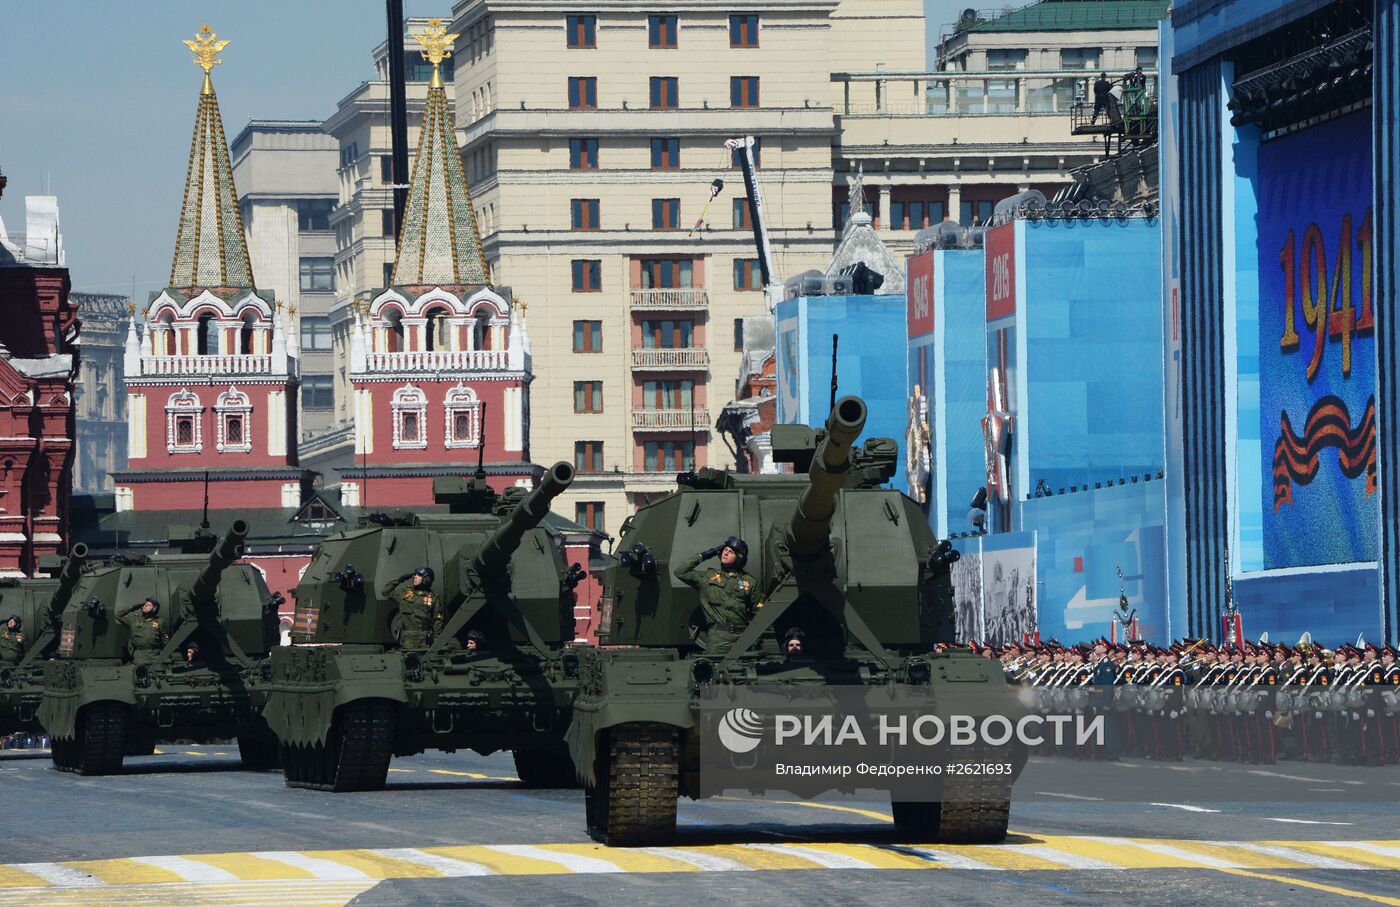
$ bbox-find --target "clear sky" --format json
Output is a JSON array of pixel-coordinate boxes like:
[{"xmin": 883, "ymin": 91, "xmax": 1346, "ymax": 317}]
[{"xmin": 0, "ymin": 0, "xmax": 968, "ymax": 296}]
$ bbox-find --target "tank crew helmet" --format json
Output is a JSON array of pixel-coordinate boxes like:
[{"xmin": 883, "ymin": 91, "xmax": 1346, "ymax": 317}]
[
  {"xmin": 783, "ymin": 626, "xmax": 806, "ymax": 642},
  {"xmin": 185, "ymin": 641, "xmax": 200, "ymax": 657},
  {"xmin": 466, "ymin": 629, "xmax": 484, "ymax": 644},
  {"xmin": 4, "ymin": 615, "xmax": 18, "ymax": 631},
  {"xmin": 142, "ymin": 597, "xmax": 159, "ymax": 615},
  {"xmin": 413, "ymin": 566, "xmax": 435, "ymax": 586},
  {"xmin": 722, "ymin": 536, "xmax": 749, "ymax": 567}
]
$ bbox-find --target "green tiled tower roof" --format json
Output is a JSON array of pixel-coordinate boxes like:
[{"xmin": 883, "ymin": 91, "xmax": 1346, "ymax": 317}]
[
  {"xmin": 391, "ymin": 25, "xmax": 489, "ymax": 288},
  {"xmin": 169, "ymin": 26, "xmax": 254, "ymax": 290}
]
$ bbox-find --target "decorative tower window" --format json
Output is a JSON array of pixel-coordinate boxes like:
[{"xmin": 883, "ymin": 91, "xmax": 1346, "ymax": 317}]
[
  {"xmin": 444, "ymin": 385, "xmax": 483, "ymax": 449},
  {"xmin": 166, "ymin": 389, "xmax": 204, "ymax": 454},
  {"xmin": 391, "ymin": 384, "xmax": 428, "ymax": 449},
  {"xmin": 215, "ymin": 386, "xmax": 252, "ymax": 453}
]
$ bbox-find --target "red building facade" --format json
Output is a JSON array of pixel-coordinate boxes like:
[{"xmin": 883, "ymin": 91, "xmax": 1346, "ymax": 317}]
[{"xmin": 0, "ymin": 190, "xmax": 79, "ymax": 576}]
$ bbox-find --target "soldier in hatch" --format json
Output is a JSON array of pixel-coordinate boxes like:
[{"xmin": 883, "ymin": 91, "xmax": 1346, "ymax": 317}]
[
  {"xmin": 118, "ymin": 598, "xmax": 167, "ymax": 664},
  {"xmin": 382, "ymin": 567, "xmax": 444, "ymax": 649},
  {"xmin": 0, "ymin": 615, "xmax": 24, "ymax": 666},
  {"xmin": 676, "ymin": 537, "xmax": 763, "ymax": 653}
]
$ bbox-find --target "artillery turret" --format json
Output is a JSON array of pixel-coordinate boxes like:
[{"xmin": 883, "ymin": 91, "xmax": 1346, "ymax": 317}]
[
  {"xmin": 39, "ymin": 522, "xmax": 282, "ymax": 775},
  {"xmin": 568, "ymin": 397, "xmax": 1025, "ymax": 845},
  {"xmin": 0, "ymin": 544, "xmax": 87, "ymax": 737},
  {"xmin": 266, "ymin": 462, "xmax": 586, "ymax": 792}
]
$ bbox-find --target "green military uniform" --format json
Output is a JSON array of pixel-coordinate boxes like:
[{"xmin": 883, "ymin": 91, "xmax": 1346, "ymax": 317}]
[
  {"xmin": 382, "ymin": 578, "xmax": 443, "ymax": 649},
  {"xmin": 119, "ymin": 605, "xmax": 167, "ymax": 664},
  {"xmin": 0, "ymin": 629, "xmax": 25, "ymax": 666},
  {"xmin": 676, "ymin": 552, "xmax": 763, "ymax": 653}
]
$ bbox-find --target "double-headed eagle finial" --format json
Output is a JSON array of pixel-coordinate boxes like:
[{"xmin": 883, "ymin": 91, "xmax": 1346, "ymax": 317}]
[
  {"xmin": 413, "ymin": 18, "xmax": 459, "ymax": 89},
  {"xmin": 183, "ymin": 24, "xmax": 230, "ymax": 94}
]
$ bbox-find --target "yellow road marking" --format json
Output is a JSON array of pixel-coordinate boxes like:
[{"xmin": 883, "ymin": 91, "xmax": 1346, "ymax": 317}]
[
  {"xmin": 699, "ymin": 844, "xmax": 831, "ymax": 870},
  {"xmin": 804, "ymin": 842, "xmax": 933, "ymax": 870},
  {"xmin": 429, "ymin": 768, "xmax": 490, "ymax": 778},
  {"xmin": 717, "ymin": 797, "xmax": 893, "ymax": 823},
  {"xmin": 182, "ymin": 852, "xmax": 317, "ymax": 880},
  {"xmin": 1214, "ymin": 867, "xmax": 1400, "ymax": 906},
  {"xmin": 0, "ymin": 866, "xmax": 52, "ymax": 887},
  {"xmin": 1027, "ymin": 835, "xmax": 1148, "ymax": 867},
  {"xmin": 61, "ymin": 859, "xmax": 181, "ymax": 884},
  {"xmin": 306, "ymin": 849, "xmax": 443, "ymax": 878},
  {"xmin": 544, "ymin": 843, "xmax": 698, "ymax": 873},
  {"xmin": 427, "ymin": 846, "xmax": 573, "ymax": 875},
  {"xmin": 1159, "ymin": 839, "xmax": 1316, "ymax": 870},
  {"xmin": 1281, "ymin": 842, "xmax": 1400, "ymax": 870},
  {"xmin": 182, "ymin": 751, "xmax": 205, "ymax": 756},
  {"xmin": 386, "ymin": 768, "xmax": 415, "ymax": 773},
  {"xmin": 936, "ymin": 844, "xmax": 1070, "ymax": 871}
]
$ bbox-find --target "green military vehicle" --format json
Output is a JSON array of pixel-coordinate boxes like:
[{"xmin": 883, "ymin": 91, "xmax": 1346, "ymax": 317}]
[
  {"xmin": 568, "ymin": 396, "xmax": 1027, "ymax": 845},
  {"xmin": 265, "ymin": 462, "xmax": 585, "ymax": 792},
  {"xmin": 40, "ymin": 522, "xmax": 284, "ymax": 774},
  {"xmin": 0, "ymin": 544, "xmax": 87, "ymax": 737}
]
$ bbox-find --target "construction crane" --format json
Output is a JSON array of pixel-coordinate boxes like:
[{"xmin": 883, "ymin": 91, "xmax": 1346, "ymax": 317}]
[{"xmin": 724, "ymin": 136, "xmax": 781, "ymax": 312}]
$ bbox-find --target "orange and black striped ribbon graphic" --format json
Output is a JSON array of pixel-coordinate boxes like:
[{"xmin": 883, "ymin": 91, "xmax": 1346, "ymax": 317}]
[{"xmin": 1272, "ymin": 394, "xmax": 1377, "ymax": 510}]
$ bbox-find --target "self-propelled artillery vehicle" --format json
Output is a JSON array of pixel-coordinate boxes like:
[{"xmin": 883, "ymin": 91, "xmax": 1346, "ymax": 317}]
[
  {"xmin": 265, "ymin": 462, "xmax": 586, "ymax": 792},
  {"xmin": 568, "ymin": 396, "xmax": 1027, "ymax": 845},
  {"xmin": 40, "ymin": 522, "xmax": 285, "ymax": 774},
  {"xmin": 0, "ymin": 544, "xmax": 87, "ymax": 736}
]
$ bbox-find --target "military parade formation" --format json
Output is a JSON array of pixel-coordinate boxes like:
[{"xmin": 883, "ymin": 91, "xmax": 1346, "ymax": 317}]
[{"xmin": 995, "ymin": 637, "xmax": 1400, "ymax": 765}]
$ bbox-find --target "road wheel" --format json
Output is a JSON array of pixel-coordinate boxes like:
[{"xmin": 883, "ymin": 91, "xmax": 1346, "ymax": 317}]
[
  {"xmin": 75, "ymin": 702, "xmax": 126, "ymax": 776},
  {"xmin": 513, "ymin": 744, "xmax": 580, "ymax": 788},
  {"xmin": 586, "ymin": 724, "xmax": 678, "ymax": 846}
]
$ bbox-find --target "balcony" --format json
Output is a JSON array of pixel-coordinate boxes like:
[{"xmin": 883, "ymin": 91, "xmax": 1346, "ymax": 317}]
[
  {"xmin": 630, "ymin": 348, "xmax": 709, "ymax": 372},
  {"xmin": 138, "ymin": 354, "xmax": 273, "ymax": 376},
  {"xmin": 632, "ymin": 408, "xmax": 711, "ymax": 433},
  {"xmin": 629, "ymin": 288, "xmax": 710, "ymax": 312},
  {"xmin": 361, "ymin": 349, "xmax": 511, "ymax": 373}
]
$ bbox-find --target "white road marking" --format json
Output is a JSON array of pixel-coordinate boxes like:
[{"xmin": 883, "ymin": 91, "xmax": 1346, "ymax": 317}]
[
  {"xmin": 1264, "ymin": 818, "xmax": 1353, "ymax": 826},
  {"xmin": 128, "ymin": 855, "xmax": 240, "ymax": 882},
  {"xmin": 1004, "ymin": 845, "xmax": 1119, "ymax": 870},
  {"xmin": 640, "ymin": 848, "xmax": 753, "ymax": 872},
  {"xmin": 251, "ymin": 851, "xmax": 371, "ymax": 881},
  {"xmin": 484, "ymin": 845, "xmax": 624, "ymax": 873},
  {"xmin": 1086, "ymin": 837, "xmax": 1242, "ymax": 868},
  {"xmin": 1326, "ymin": 842, "xmax": 1400, "ymax": 860},
  {"xmin": 897, "ymin": 847, "xmax": 998, "ymax": 870},
  {"xmin": 740, "ymin": 843, "xmax": 879, "ymax": 869},
  {"xmin": 1246, "ymin": 770, "xmax": 1367, "ymax": 786},
  {"xmin": 1219, "ymin": 842, "xmax": 1370, "ymax": 870},
  {"xmin": 1149, "ymin": 803, "xmax": 1220, "ymax": 813},
  {"xmin": 8, "ymin": 863, "xmax": 104, "ymax": 887},
  {"xmin": 377, "ymin": 848, "xmax": 496, "ymax": 876},
  {"xmin": 1034, "ymin": 792, "xmax": 1103, "ymax": 801},
  {"xmin": 0, "ymin": 880, "xmax": 373, "ymax": 907}
]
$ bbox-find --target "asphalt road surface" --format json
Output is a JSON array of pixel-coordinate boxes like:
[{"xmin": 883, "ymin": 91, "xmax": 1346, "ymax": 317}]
[{"xmin": 1, "ymin": 747, "xmax": 1397, "ymax": 906}]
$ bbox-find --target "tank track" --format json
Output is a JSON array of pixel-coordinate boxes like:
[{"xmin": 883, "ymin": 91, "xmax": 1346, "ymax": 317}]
[
  {"xmin": 282, "ymin": 700, "xmax": 394, "ymax": 792},
  {"xmin": 892, "ymin": 764, "xmax": 1011, "ymax": 843},
  {"xmin": 52, "ymin": 702, "xmax": 126, "ymax": 776},
  {"xmin": 586, "ymin": 724, "xmax": 679, "ymax": 846}
]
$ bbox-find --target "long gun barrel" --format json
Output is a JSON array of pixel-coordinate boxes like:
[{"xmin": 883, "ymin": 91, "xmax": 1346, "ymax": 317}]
[
  {"xmin": 48, "ymin": 542, "xmax": 89, "ymax": 619},
  {"xmin": 190, "ymin": 520, "xmax": 250, "ymax": 605},
  {"xmin": 788, "ymin": 396, "xmax": 867, "ymax": 558},
  {"xmin": 472, "ymin": 462, "xmax": 575, "ymax": 578}
]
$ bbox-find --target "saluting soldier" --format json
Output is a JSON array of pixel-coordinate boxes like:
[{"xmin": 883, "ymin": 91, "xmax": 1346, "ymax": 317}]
[
  {"xmin": 676, "ymin": 537, "xmax": 763, "ymax": 654},
  {"xmin": 382, "ymin": 567, "xmax": 443, "ymax": 649},
  {"xmin": 0, "ymin": 615, "xmax": 25, "ymax": 666},
  {"xmin": 119, "ymin": 598, "xmax": 167, "ymax": 664}
]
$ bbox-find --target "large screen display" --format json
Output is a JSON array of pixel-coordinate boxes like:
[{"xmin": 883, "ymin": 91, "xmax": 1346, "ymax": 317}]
[{"xmin": 1257, "ymin": 112, "xmax": 1376, "ymax": 568}]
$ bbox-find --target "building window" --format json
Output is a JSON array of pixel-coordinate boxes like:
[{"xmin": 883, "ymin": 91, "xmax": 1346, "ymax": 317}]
[
  {"xmin": 891, "ymin": 200, "xmax": 944, "ymax": 231},
  {"xmin": 215, "ymin": 386, "xmax": 252, "ymax": 453},
  {"xmin": 575, "ymin": 501, "xmax": 605, "ymax": 533},
  {"xmin": 339, "ymin": 142, "xmax": 359, "ymax": 170},
  {"xmin": 383, "ymin": 262, "xmax": 395, "ymax": 287},
  {"xmin": 640, "ymin": 318, "xmax": 693, "ymax": 349},
  {"xmin": 573, "ymin": 320, "xmax": 602, "ymax": 352},
  {"xmin": 575, "ymin": 440, "xmax": 604, "ymax": 472},
  {"xmin": 566, "ymin": 14, "xmax": 597, "ymax": 48},
  {"xmin": 380, "ymin": 156, "xmax": 393, "ymax": 184},
  {"xmin": 643, "ymin": 439, "xmax": 694, "ymax": 472},
  {"xmin": 166, "ymin": 390, "xmax": 203, "ymax": 454},
  {"xmin": 649, "ymin": 14, "xmax": 677, "ymax": 48},
  {"xmin": 730, "ymin": 76, "xmax": 759, "ymax": 108},
  {"xmin": 571, "ymin": 198, "xmax": 600, "ymax": 231},
  {"xmin": 650, "ymin": 138, "xmax": 680, "ymax": 170},
  {"xmin": 733, "ymin": 317, "xmax": 745, "ymax": 351},
  {"xmin": 1059, "ymin": 47, "xmax": 1100, "ymax": 70},
  {"xmin": 574, "ymin": 380, "xmax": 603, "ymax": 413},
  {"xmin": 1136, "ymin": 46, "xmax": 1158, "ymax": 69},
  {"xmin": 960, "ymin": 199, "xmax": 996, "ymax": 227},
  {"xmin": 569, "ymin": 138, "xmax": 599, "ymax": 170},
  {"xmin": 730, "ymin": 136, "xmax": 761, "ymax": 168},
  {"xmin": 638, "ymin": 258, "xmax": 693, "ymax": 289},
  {"xmin": 444, "ymin": 384, "xmax": 483, "ymax": 449},
  {"xmin": 302, "ymin": 375, "xmax": 334, "ymax": 410},
  {"xmin": 730, "ymin": 14, "xmax": 759, "ymax": 47},
  {"xmin": 642, "ymin": 379, "xmax": 693, "ymax": 409},
  {"xmin": 300, "ymin": 315, "xmax": 333, "ymax": 351},
  {"xmin": 733, "ymin": 258, "xmax": 762, "ymax": 291},
  {"xmin": 571, "ymin": 259, "xmax": 602, "ymax": 292},
  {"xmin": 408, "ymin": 55, "xmax": 453, "ymax": 82},
  {"xmin": 391, "ymin": 384, "xmax": 428, "ymax": 449},
  {"xmin": 568, "ymin": 76, "xmax": 597, "ymax": 109},
  {"xmin": 299, "ymin": 257, "xmax": 335, "ymax": 292},
  {"xmin": 382, "ymin": 209, "xmax": 395, "ymax": 237},
  {"xmin": 297, "ymin": 199, "xmax": 335, "ymax": 231},
  {"xmin": 733, "ymin": 197, "xmax": 752, "ymax": 229},
  {"xmin": 652, "ymin": 198, "xmax": 680, "ymax": 230},
  {"xmin": 649, "ymin": 77, "xmax": 678, "ymax": 109}
]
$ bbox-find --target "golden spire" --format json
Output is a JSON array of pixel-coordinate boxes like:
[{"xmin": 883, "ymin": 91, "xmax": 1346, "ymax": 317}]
[
  {"xmin": 183, "ymin": 24, "xmax": 230, "ymax": 95},
  {"xmin": 412, "ymin": 18, "xmax": 458, "ymax": 89}
]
